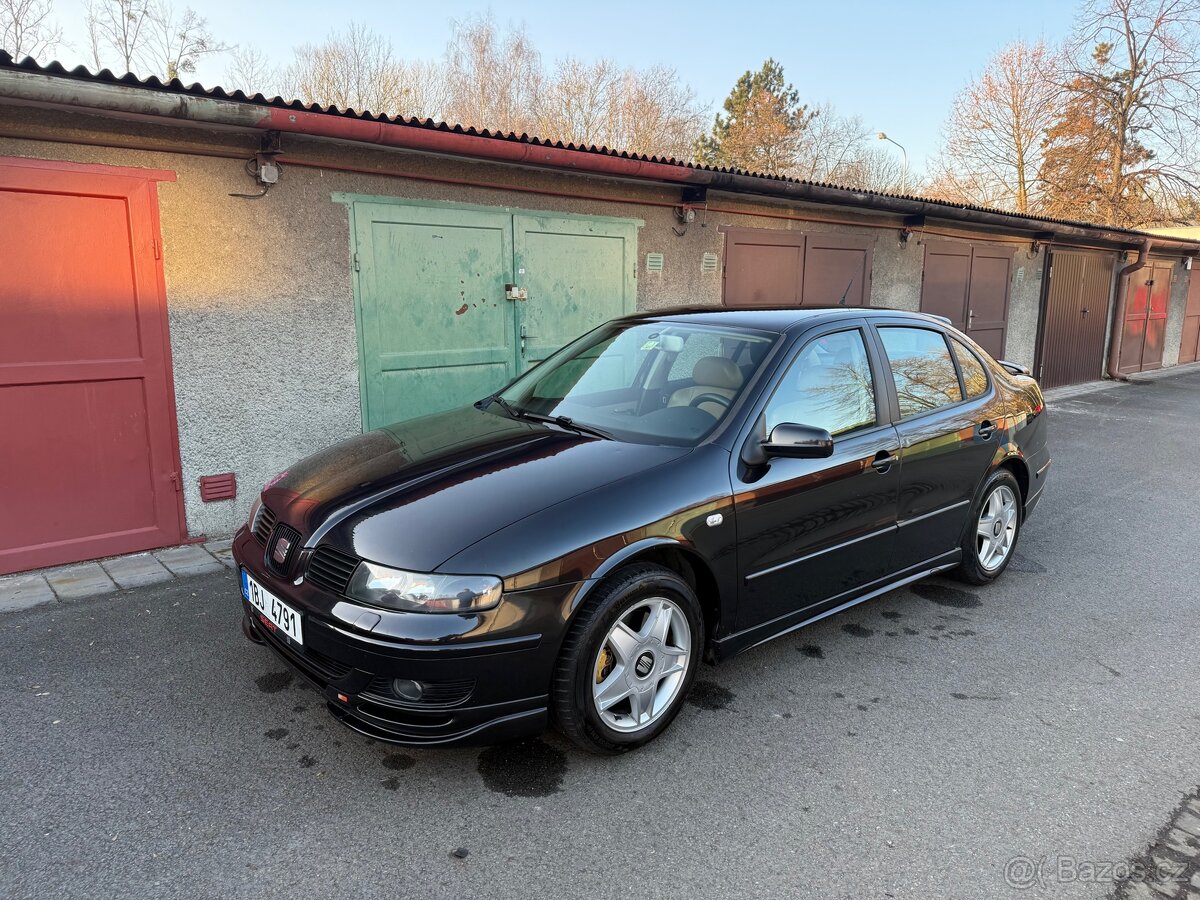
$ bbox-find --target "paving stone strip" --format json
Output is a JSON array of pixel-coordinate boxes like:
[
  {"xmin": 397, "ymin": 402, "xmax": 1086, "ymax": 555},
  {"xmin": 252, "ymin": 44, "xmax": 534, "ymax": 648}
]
[
  {"xmin": 0, "ymin": 539, "xmax": 234, "ymax": 612},
  {"xmin": 1112, "ymin": 787, "xmax": 1200, "ymax": 900}
]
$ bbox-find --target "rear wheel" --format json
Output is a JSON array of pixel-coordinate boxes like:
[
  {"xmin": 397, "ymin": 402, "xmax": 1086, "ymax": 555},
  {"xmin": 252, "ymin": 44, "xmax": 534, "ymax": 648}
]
[
  {"xmin": 952, "ymin": 468, "xmax": 1022, "ymax": 585},
  {"xmin": 552, "ymin": 563, "xmax": 702, "ymax": 754}
]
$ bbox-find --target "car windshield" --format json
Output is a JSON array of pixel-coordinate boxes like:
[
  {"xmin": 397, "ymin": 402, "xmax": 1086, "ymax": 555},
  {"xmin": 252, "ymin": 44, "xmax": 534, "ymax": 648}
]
[{"xmin": 491, "ymin": 321, "xmax": 778, "ymax": 446}]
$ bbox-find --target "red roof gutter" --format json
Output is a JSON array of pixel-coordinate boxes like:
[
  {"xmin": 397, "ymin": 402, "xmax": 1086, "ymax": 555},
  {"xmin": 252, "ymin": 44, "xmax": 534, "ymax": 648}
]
[
  {"xmin": 257, "ymin": 107, "xmax": 695, "ymax": 183},
  {"xmin": 4, "ymin": 65, "xmax": 1200, "ymax": 252}
]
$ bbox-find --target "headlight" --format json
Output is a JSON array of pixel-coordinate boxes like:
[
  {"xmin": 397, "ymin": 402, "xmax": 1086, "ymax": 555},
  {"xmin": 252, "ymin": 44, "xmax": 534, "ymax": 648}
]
[{"xmin": 346, "ymin": 561, "xmax": 502, "ymax": 613}]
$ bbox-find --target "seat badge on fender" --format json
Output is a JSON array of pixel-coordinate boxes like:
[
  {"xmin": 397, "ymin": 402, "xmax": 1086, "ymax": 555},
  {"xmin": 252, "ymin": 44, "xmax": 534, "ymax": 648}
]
[{"xmin": 706, "ymin": 514, "xmax": 723, "ymax": 527}]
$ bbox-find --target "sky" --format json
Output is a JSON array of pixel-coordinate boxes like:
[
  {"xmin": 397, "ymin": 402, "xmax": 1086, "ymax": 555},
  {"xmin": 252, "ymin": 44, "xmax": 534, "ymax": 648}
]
[{"xmin": 46, "ymin": 0, "xmax": 1082, "ymax": 176}]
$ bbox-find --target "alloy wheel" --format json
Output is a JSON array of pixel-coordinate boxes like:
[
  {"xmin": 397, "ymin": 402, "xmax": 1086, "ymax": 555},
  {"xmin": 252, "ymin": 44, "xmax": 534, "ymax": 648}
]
[
  {"xmin": 976, "ymin": 484, "xmax": 1018, "ymax": 571},
  {"xmin": 591, "ymin": 597, "xmax": 692, "ymax": 733}
]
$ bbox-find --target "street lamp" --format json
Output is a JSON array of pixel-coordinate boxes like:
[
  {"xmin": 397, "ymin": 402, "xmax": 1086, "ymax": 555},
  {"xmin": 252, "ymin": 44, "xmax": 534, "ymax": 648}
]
[{"xmin": 876, "ymin": 132, "xmax": 908, "ymax": 187}]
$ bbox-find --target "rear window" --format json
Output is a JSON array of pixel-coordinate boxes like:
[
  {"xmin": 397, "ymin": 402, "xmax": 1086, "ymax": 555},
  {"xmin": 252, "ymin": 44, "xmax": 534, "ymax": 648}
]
[{"xmin": 878, "ymin": 327, "xmax": 964, "ymax": 418}]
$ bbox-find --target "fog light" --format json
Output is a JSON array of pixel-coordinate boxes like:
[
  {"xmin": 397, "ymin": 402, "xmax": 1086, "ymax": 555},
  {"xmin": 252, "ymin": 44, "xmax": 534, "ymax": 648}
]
[{"xmin": 392, "ymin": 678, "xmax": 424, "ymax": 701}]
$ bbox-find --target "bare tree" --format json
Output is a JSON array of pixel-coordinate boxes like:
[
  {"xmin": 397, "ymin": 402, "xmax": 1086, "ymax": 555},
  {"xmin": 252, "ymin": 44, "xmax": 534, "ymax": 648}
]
[
  {"xmin": 929, "ymin": 40, "xmax": 1061, "ymax": 214},
  {"xmin": 283, "ymin": 23, "xmax": 444, "ymax": 117},
  {"xmin": 1040, "ymin": 0, "xmax": 1200, "ymax": 226},
  {"xmin": 224, "ymin": 46, "xmax": 277, "ymax": 96},
  {"xmin": 145, "ymin": 2, "xmax": 227, "ymax": 81},
  {"xmin": 442, "ymin": 14, "xmax": 541, "ymax": 133},
  {"xmin": 534, "ymin": 57, "xmax": 705, "ymax": 159},
  {"xmin": 789, "ymin": 105, "xmax": 904, "ymax": 191},
  {"xmin": 1, "ymin": 0, "xmax": 62, "ymax": 60},
  {"xmin": 84, "ymin": 0, "xmax": 152, "ymax": 74}
]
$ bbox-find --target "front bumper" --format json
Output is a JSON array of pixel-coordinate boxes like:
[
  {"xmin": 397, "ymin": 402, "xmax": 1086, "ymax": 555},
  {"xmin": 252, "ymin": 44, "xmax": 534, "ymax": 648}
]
[{"xmin": 233, "ymin": 527, "xmax": 577, "ymax": 747}]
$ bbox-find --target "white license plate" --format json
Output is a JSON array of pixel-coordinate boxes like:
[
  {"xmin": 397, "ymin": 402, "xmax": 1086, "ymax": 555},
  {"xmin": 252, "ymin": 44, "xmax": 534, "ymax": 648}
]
[{"xmin": 242, "ymin": 569, "xmax": 304, "ymax": 645}]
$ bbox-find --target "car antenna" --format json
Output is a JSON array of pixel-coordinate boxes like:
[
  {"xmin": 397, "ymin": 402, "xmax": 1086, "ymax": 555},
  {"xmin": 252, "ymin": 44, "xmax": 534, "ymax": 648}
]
[{"xmin": 838, "ymin": 278, "xmax": 854, "ymax": 306}]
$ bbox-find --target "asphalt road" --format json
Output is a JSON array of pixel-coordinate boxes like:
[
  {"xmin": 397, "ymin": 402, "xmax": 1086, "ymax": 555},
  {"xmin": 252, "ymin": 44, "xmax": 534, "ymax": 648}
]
[{"xmin": 3, "ymin": 370, "xmax": 1199, "ymax": 900}]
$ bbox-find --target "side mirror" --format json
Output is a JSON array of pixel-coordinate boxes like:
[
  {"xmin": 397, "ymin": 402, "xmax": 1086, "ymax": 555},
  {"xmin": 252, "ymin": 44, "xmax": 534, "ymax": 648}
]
[{"xmin": 763, "ymin": 422, "xmax": 834, "ymax": 459}]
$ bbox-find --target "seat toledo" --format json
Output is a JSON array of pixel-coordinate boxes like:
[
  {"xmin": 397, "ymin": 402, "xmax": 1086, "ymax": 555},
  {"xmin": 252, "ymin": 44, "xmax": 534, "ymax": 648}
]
[{"xmin": 234, "ymin": 307, "xmax": 1049, "ymax": 754}]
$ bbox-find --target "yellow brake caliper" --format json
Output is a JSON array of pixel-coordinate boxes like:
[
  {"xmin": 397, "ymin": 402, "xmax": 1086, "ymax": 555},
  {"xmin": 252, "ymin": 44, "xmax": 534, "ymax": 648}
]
[{"xmin": 596, "ymin": 645, "xmax": 613, "ymax": 683}]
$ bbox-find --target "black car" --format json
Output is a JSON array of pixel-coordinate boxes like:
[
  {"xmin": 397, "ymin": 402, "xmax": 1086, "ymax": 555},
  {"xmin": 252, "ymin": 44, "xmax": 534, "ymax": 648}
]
[{"xmin": 233, "ymin": 307, "xmax": 1049, "ymax": 754}]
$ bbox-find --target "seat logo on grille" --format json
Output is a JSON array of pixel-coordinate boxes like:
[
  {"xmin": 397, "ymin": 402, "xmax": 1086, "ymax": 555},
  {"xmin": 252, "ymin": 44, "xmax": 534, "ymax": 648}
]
[{"xmin": 272, "ymin": 536, "xmax": 293, "ymax": 566}]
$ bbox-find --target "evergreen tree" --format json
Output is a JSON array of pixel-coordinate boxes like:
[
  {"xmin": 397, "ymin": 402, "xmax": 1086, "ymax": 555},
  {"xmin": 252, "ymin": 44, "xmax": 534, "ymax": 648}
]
[{"xmin": 695, "ymin": 59, "xmax": 816, "ymax": 175}]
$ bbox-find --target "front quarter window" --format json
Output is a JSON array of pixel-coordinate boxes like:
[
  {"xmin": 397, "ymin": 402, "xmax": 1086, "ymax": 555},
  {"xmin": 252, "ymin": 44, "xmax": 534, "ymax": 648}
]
[
  {"xmin": 764, "ymin": 329, "xmax": 877, "ymax": 436},
  {"xmin": 494, "ymin": 321, "xmax": 776, "ymax": 446}
]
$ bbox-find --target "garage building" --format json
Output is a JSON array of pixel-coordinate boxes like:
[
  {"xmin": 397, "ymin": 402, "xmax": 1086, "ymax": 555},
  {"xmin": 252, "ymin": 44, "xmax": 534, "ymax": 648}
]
[{"xmin": 1, "ymin": 51, "xmax": 1198, "ymax": 575}]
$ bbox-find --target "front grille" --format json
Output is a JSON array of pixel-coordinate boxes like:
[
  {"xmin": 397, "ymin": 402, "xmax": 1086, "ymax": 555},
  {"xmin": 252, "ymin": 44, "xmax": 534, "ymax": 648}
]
[
  {"xmin": 365, "ymin": 676, "xmax": 476, "ymax": 708},
  {"xmin": 254, "ymin": 615, "xmax": 352, "ymax": 684},
  {"xmin": 266, "ymin": 523, "xmax": 302, "ymax": 576},
  {"xmin": 306, "ymin": 546, "xmax": 360, "ymax": 596},
  {"xmin": 252, "ymin": 504, "xmax": 277, "ymax": 544}
]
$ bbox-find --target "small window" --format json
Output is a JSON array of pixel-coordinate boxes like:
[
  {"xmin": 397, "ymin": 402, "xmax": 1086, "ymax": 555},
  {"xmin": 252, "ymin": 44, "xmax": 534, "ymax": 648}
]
[
  {"xmin": 952, "ymin": 339, "xmax": 989, "ymax": 399},
  {"xmin": 765, "ymin": 329, "xmax": 876, "ymax": 436},
  {"xmin": 878, "ymin": 327, "xmax": 964, "ymax": 418}
]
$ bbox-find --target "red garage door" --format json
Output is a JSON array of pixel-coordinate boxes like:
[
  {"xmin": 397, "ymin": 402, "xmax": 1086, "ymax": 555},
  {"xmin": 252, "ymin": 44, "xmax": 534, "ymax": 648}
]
[
  {"xmin": 920, "ymin": 241, "xmax": 1014, "ymax": 359},
  {"xmin": 0, "ymin": 158, "xmax": 185, "ymax": 575},
  {"xmin": 722, "ymin": 227, "xmax": 874, "ymax": 308},
  {"xmin": 1181, "ymin": 270, "xmax": 1200, "ymax": 365},
  {"xmin": 1117, "ymin": 262, "xmax": 1172, "ymax": 375}
]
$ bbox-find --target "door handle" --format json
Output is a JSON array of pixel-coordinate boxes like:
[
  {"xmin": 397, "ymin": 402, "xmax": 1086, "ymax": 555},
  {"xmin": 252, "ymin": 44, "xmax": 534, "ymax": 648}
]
[
  {"xmin": 870, "ymin": 450, "xmax": 895, "ymax": 473},
  {"xmin": 977, "ymin": 420, "xmax": 996, "ymax": 439}
]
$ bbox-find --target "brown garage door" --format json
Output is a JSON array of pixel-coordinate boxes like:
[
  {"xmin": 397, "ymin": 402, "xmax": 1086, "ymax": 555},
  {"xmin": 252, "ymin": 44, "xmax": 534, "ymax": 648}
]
[
  {"xmin": 1036, "ymin": 249, "xmax": 1116, "ymax": 388},
  {"xmin": 722, "ymin": 228, "xmax": 873, "ymax": 308},
  {"xmin": 920, "ymin": 241, "xmax": 1014, "ymax": 359},
  {"xmin": 0, "ymin": 157, "xmax": 185, "ymax": 575},
  {"xmin": 1178, "ymin": 270, "xmax": 1200, "ymax": 365},
  {"xmin": 1117, "ymin": 262, "xmax": 1173, "ymax": 375}
]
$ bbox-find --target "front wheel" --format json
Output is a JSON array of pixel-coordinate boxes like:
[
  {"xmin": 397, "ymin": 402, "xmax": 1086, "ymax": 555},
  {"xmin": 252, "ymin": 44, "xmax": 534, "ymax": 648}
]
[
  {"xmin": 952, "ymin": 468, "xmax": 1023, "ymax": 585},
  {"xmin": 551, "ymin": 563, "xmax": 703, "ymax": 754}
]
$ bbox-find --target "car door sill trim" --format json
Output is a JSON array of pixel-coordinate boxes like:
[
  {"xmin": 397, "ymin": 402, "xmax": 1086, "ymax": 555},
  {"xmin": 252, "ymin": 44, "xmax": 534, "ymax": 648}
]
[
  {"xmin": 896, "ymin": 499, "xmax": 971, "ymax": 528},
  {"xmin": 745, "ymin": 524, "xmax": 896, "ymax": 582},
  {"xmin": 717, "ymin": 551, "xmax": 961, "ymax": 658}
]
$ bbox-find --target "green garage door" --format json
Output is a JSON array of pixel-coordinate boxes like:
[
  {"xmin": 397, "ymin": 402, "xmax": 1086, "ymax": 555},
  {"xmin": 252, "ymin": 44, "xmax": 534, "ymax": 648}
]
[{"xmin": 345, "ymin": 198, "xmax": 639, "ymax": 430}]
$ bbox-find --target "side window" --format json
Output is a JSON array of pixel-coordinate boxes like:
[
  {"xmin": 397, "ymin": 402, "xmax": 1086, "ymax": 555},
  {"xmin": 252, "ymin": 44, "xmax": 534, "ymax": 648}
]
[
  {"xmin": 878, "ymin": 327, "xmax": 964, "ymax": 418},
  {"xmin": 764, "ymin": 329, "xmax": 877, "ymax": 436},
  {"xmin": 952, "ymin": 339, "xmax": 989, "ymax": 399}
]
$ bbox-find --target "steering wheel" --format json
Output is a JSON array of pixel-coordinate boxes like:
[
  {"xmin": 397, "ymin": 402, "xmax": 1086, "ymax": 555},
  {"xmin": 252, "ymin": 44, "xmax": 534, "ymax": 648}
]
[{"xmin": 688, "ymin": 392, "xmax": 732, "ymax": 412}]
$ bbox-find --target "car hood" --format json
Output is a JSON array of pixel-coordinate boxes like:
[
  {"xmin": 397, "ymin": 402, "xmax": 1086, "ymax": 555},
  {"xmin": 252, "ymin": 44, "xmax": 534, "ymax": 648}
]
[{"xmin": 261, "ymin": 405, "xmax": 690, "ymax": 573}]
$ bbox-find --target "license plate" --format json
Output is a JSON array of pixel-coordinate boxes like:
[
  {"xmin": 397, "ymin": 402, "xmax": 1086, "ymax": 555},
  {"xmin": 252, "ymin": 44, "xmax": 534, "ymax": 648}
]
[{"xmin": 242, "ymin": 569, "xmax": 304, "ymax": 645}]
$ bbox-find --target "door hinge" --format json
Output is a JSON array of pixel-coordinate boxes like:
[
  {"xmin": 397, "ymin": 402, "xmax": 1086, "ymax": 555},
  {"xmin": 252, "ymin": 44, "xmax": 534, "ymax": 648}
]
[
  {"xmin": 169, "ymin": 472, "xmax": 182, "ymax": 492},
  {"xmin": 353, "ymin": 252, "xmax": 360, "ymax": 272},
  {"xmin": 152, "ymin": 238, "xmax": 162, "ymax": 260}
]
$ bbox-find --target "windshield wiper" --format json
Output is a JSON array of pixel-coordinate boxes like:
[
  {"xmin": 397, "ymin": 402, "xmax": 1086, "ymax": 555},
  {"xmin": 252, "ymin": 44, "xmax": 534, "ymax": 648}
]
[
  {"xmin": 482, "ymin": 394, "xmax": 612, "ymax": 440},
  {"xmin": 482, "ymin": 393, "xmax": 523, "ymax": 421},
  {"xmin": 545, "ymin": 415, "xmax": 613, "ymax": 441}
]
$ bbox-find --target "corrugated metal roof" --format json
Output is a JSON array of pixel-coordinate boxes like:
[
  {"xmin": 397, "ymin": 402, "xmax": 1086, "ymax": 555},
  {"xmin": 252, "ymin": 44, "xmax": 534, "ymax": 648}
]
[{"xmin": 0, "ymin": 49, "xmax": 1194, "ymax": 243}]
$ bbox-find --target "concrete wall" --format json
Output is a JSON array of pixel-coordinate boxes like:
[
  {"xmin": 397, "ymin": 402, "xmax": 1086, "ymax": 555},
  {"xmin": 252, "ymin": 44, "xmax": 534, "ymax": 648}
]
[
  {"xmin": 0, "ymin": 104, "xmax": 1176, "ymax": 541},
  {"xmin": 1161, "ymin": 259, "xmax": 1194, "ymax": 368}
]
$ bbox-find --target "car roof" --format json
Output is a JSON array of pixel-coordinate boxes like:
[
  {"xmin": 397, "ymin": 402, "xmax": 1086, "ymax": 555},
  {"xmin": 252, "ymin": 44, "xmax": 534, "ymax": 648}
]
[{"xmin": 620, "ymin": 305, "xmax": 951, "ymax": 334}]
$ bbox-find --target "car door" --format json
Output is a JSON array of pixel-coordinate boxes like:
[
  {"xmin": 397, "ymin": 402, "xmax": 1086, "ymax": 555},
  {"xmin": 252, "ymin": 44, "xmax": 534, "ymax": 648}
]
[
  {"xmin": 731, "ymin": 323, "xmax": 901, "ymax": 635},
  {"xmin": 871, "ymin": 321, "xmax": 998, "ymax": 568}
]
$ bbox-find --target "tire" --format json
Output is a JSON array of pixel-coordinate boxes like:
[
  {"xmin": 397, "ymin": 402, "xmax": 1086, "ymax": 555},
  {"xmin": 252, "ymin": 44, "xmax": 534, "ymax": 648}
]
[
  {"xmin": 952, "ymin": 468, "xmax": 1023, "ymax": 586},
  {"xmin": 552, "ymin": 563, "xmax": 703, "ymax": 755}
]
